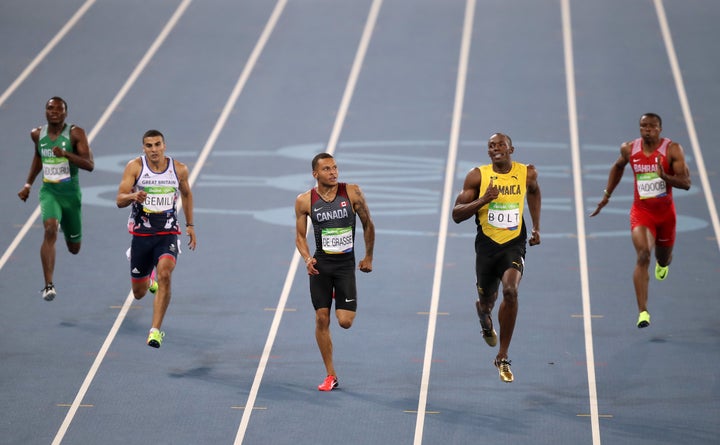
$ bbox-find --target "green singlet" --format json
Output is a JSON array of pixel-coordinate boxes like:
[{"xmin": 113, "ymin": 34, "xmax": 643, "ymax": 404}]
[{"xmin": 37, "ymin": 124, "xmax": 83, "ymax": 243}]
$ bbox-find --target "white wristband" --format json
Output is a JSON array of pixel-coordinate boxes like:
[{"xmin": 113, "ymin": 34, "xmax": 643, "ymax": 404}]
[{"xmin": 23, "ymin": 183, "xmax": 31, "ymax": 189}]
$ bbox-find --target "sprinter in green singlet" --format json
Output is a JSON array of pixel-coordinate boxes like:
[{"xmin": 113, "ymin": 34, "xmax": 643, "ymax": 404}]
[{"xmin": 18, "ymin": 97, "xmax": 94, "ymax": 301}]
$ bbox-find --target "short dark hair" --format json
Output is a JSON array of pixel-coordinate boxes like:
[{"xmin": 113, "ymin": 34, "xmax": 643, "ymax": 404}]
[
  {"xmin": 47, "ymin": 96, "xmax": 68, "ymax": 112},
  {"xmin": 640, "ymin": 113, "xmax": 662, "ymax": 127},
  {"xmin": 489, "ymin": 132, "xmax": 512, "ymax": 146},
  {"xmin": 312, "ymin": 152, "xmax": 334, "ymax": 171},
  {"xmin": 142, "ymin": 129, "xmax": 165, "ymax": 142}
]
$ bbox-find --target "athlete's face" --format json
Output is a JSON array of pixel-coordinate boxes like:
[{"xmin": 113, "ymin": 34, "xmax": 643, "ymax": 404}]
[
  {"xmin": 639, "ymin": 115, "xmax": 662, "ymax": 144},
  {"xmin": 142, "ymin": 136, "xmax": 166, "ymax": 163},
  {"xmin": 45, "ymin": 99, "xmax": 67, "ymax": 125},
  {"xmin": 487, "ymin": 134, "xmax": 513, "ymax": 163},
  {"xmin": 313, "ymin": 158, "xmax": 338, "ymax": 186}
]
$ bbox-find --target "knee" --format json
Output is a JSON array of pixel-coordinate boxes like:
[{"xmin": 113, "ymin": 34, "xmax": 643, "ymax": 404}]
[
  {"xmin": 155, "ymin": 265, "xmax": 174, "ymax": 284},
  {"xmin": 338, "ymin": 318, "xmax": 353, "ymax": 330},
  {"xmin": 156, "ymin": 270, "xmax": 169, "ymax": 285},
  {"xmin": 636, "ymin": 249, "xmax": 651, "ymax": 266},
  {"xmin": 132, "ymin": 283, "xmax": 147, "ymax": 300},
  {"xmin": 44, "ymin": 225, "xmax": 58, "ymax": 240},
  {"xmin": 67, "ymin": 244, "xmax": 81, "ymax": 255},
  {"xmin": 315, "ymin": 312, "xmax": 330, "ymax": 328},
  {"xmin": 502, "ymin": 286, "xmax": 519, "ymax": 306}
]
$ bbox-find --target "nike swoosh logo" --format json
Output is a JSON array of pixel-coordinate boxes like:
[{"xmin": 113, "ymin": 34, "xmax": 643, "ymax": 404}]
[
  {"xmin": 345, "ymin": 298, "xmax": 355, "ymax": 303},
  {"xmin": 313, "ymin": 207, "xmax": 324, "ymax": 212},
  {"xmin": 69, "ymin": 234, "xmax": 81, "ymax": 239}
]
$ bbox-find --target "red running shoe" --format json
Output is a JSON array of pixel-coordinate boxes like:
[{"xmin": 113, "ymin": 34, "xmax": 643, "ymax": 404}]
[{"xmin": 318, "ymin": 375, "xmax": 338, "ymax": 391}]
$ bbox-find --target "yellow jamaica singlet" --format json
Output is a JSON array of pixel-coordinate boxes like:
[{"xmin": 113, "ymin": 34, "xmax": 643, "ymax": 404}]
[{"xmin": 476, "ymin": 162, "xmax": 528, "ymax": 245}]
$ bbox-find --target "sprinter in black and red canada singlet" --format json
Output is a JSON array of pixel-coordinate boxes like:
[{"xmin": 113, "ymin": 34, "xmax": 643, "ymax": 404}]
[{"xmin": 295, "ymin": 153, "xmax": 375, "ymax": 391}]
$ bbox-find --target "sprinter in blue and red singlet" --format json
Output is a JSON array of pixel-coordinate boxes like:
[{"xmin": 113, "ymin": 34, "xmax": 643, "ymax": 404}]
[{"xmin": 116, "ymin": 130, "xmax": 197, "ymax": 349}]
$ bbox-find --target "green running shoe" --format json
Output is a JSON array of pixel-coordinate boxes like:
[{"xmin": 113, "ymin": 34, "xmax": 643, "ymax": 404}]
[
  {"xmin": 637, "ymin": 311, "xmax": 651, "ymax": 328},
  {"xmin": 655, "ymin": 263, "xmax": 669, "ymax": 281},
  {"xmin": 147, "ymin": 330, "xmax": 165, "ymax": 348}
]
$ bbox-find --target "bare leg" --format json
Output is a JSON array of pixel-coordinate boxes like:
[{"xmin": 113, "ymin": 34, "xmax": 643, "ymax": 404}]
[
  {"xmin": 315, "ymin": 308, "xmax": 335, "ymax": 376},
  {"xmin": 151, "ymin": 256, "xmax": 175, "ymax": 330},
  {"xmin": 631, "ymin": 226, "xmax": 654, "ymax": 313},
  {"xmin": 66, "ymin": 239, "xmax": 81, "ymax": 255},
  {"xmin": 335, "ymin": 308, "xmax": 355, "ymax": 330},
  {"xmin": 40, "ymin": 219, "xmax": 58, "ymax": 285},
  {"xmin": 496, "ymin": 268, "xmax": 521, "ymax": 360}
]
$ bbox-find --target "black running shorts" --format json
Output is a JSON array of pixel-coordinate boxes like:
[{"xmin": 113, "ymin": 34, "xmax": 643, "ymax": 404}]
[
  {"xmin": 309, "ymin": 258, "xmax": 357, "ymax": 311},
  {"xmin": 474, "ymin": 243, "xmax": 525, "ymax": 296}
]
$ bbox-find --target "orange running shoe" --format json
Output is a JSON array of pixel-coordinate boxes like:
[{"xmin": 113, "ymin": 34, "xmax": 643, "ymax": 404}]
[{"xmin": 318, "ymin": 375, "xmax": 338, "ymax": 391}]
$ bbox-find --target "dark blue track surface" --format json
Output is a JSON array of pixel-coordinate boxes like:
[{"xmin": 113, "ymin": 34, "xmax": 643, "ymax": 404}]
[{"xmin": 1, "ymin": 1, "xmax": 719, "ymax": 444}]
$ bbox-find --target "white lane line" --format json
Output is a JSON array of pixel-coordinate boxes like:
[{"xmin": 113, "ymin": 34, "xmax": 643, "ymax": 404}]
[
  {"xmin": 0, "ymin": 0, "xmax": 97, "ymax": 109},
  {"xmin": 232, "ymin": 1, "xmax": 384, "ymax": 443},
  {"xmin": 560, "ymin": 1, "xmax": 601, "ymax": 444},
  {"xmin": 413, "ymin": 0, "xmax": 475, "ymax": 443},
  {"xmin": 325, "ymin": 0, "xmax": 384, "ymax": 155},
  {"xmin": 0, "ymin": 0, "xmax": 97, "ymax": 273},
  {"xmin": 51, "ymin": 1, "xmax": 194, "ymax": 443},
  {"xmin": 654, "ymin": 0, "xmax": 720, "ymax": 252}
]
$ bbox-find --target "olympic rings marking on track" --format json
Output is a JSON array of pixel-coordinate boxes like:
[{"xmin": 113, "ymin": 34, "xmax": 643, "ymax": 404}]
[{"xmin": 81, "ymin": 141, "xmax": 707, "ymax": 238}]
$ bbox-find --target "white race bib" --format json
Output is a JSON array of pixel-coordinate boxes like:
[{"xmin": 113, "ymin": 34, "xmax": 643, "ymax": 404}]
[
  {"xmin": 487, "ymin": 202, "xmax": 520, "ymax": 229},
  {"xmin": 42, "ymin": 158, "xmax": 71, "ymax": 183},
  {"xmin": 636, "ymin": 172, "xmax": 666, "ymax": 199},
  {"xmin": 321, "ymin": 227, "xmax": 353, "ymax": 254},
  {"xmin": 142, "ymin": 186, "xmax": 177, "ymax": 213}
]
